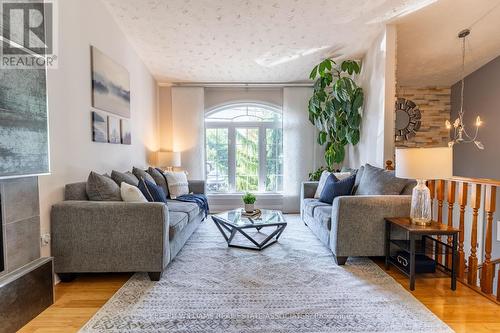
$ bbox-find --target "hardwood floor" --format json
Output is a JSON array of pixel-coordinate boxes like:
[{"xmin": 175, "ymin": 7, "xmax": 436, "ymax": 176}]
[
  {"xmin": 19, "ymin": 273, "xmax": 131, "ymax": 333},
  {"xmin": 20, "ymin": 263, "xmax": 500, "ymax": 333}
]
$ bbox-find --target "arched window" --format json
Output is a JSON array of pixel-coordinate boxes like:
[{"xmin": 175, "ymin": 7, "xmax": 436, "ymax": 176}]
[{"xmin": 205, "ymin": 103, "xmax": 283, "ymax": 193}]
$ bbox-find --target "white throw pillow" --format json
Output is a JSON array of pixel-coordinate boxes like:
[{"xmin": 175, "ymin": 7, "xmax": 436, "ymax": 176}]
[
  {"xmin": 165, "ymin": 171, "xmax": 189, "ymax": 199},
  {"xmin": 314, "ymin": 171, "xmax": 352, "ymax": 199},
  {"xmin": 120, "ymin": 182, "xmax": 147, "ymax": 202}
]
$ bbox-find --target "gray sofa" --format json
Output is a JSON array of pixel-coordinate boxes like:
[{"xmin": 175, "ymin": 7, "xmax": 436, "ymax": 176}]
[
  {"xmin": 301, "ymin": 180, "xmax": 411, "ymax": 265},
  {"xmin": 51, "ymin": 180, "xmax": 205, "ymax": 281}
]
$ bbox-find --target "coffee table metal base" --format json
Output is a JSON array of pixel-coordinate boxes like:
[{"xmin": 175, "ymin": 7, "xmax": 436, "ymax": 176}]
[{"xmin": 212, "ymin": 216, "xmax": 286, "ymax": 251}]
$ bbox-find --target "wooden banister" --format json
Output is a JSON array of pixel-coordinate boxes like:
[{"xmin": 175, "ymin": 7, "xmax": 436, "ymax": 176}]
[{"xmin": 404, "ymin": 174, "xmax": 500, "ymax": 302}]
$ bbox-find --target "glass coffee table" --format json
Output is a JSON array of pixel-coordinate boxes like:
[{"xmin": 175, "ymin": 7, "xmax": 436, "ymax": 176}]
[{"xmin": 212, "ymin": 209, "xmax": 287, "ymax": 251}]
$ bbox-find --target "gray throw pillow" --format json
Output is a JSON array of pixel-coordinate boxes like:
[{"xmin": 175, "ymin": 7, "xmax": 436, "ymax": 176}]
[
  {"xmin": 86, "ymin": 171, "xmax": 122, "ymax": 201},
  {"xmin": 132, "ymin": 167, "xmax": 156, "ymax": 184},
  {"xmin": 111, "ymin": 170, "xmax": 139, "ymax": 186},
  {"xmin": 351, "ymin": 165, "xmax": 364, "ymax": 194},
  {"xmin": 401, "ymin": 180, "xmax": 417, "ymax": 195},
  {"xmin": 355, "ymin": 164, "xmax": 408, "ymax": 195},
  {"xmin": 147, "ymin": 167, "xmax": 169, "ymax": 197}
]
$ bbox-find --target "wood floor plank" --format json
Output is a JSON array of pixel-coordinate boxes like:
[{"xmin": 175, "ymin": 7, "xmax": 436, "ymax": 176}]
[{"xmin": 19, "ymin": 263, "xmax": 500, "ymax": 332}]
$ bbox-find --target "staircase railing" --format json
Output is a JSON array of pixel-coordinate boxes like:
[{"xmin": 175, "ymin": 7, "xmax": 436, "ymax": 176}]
[{"xmin": 427, "ymin": 177, "xmax": 500, "ymax": 304}]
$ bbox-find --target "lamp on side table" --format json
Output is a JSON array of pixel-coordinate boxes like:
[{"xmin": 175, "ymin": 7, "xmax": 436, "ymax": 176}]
[
  {"xmin": 395, "ymin": 147, "xmax": 453, "ymax": 226},
  {"xmin": 157, "ymin": 151, "xmax": 181, "ymax": 172}
]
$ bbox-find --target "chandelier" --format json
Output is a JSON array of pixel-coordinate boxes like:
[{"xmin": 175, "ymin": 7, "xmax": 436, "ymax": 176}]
[{"xmin": 446, "ymin": 29, "xmax": 484, "ymax": 150}]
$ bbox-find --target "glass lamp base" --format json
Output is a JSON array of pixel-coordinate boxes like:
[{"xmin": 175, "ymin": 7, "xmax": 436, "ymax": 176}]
[{"xmin": 410, "ymin": 179, "xmax": 432, "ymax": 226}]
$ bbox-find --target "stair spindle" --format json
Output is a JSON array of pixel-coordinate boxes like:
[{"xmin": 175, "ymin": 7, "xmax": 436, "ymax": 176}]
[
  {"xmin": 468, "ymin": 184, "xmax": 481, "ymax": 286},
  {"xmin": 457, "ymin": 182, "xmax": 468, "ymax": 279},
  {"xmin": 436, "ymin": 180, "xmax": 445, "ymax": 264},
  {"xmin": 480, "ymin": 185, "xmax": 496, "ymax": 294},
  {"xmin": 446, "ymin": 181, "xmax": 456, "ymax": 269}
]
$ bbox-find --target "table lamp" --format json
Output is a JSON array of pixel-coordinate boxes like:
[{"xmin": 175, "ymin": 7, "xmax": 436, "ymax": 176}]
[
  {"xmin": 396, "ymin": 147, "xmax": 452, "ymax": 225},
  {"xmin": 157, "ymin": 151, "xmax": 181, "ymax": 172}
]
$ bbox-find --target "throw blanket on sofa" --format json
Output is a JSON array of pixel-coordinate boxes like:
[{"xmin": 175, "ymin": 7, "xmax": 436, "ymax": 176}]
[{"xmin": 176, "ymin": 194, "xmax": 209, "ymax": 218}]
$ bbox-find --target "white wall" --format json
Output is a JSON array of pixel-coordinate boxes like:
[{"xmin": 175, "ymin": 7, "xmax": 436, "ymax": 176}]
[
  {"xmin": 39, "ymin": 0, "xmax": 159, "ymax": 257},
  {"xmin": 346, "ymin": 25, "xmax": 397, "ymax": 168},
  {"xmin": 171, "ymin": 87, "xmax": 205, "ymax": 179}
]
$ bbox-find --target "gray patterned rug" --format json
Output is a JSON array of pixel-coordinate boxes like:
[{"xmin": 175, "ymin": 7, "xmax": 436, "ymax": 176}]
[{"xmin": 80, "ymin": 215, "xmax": 452, "ymax": 333}]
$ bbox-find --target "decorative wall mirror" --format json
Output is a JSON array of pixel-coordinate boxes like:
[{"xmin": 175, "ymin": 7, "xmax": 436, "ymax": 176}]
[{"xmin": 395, "ymin": 98, "xmax": 421, "ymax": 141}]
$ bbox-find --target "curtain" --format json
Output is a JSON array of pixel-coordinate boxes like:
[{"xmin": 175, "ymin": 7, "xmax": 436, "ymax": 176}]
[
  {"xmin": 282, "ymin": 87, "xmax": 318, "ymax": 213},
  {"xmin": 171, "ymin": 87, "xmax": 205, "ymax": 179}
]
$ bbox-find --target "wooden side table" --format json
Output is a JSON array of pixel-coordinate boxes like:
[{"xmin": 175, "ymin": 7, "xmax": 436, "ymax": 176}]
[{"xmin": 384, "ymin": 217, "xmax": 459, "ymax": 291}]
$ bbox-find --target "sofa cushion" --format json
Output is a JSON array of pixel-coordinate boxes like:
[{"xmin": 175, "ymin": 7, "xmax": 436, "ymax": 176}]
[
  {"xmin": 86, "ymin": 172, "xmax": 122, "ymax": 201},
  {"xmin": 302, "ymin": 198, "xmax": 330, "ymax": 218},
  {"xmin": 65, "ymin": 182, "xmax": 89, "ymax": 200},
  {"xmin": 355, "ymin": 164, "xmax": 408, "ymax": 195},
  {"xmin": 314, "ymin": 206, "xmax": 332, "ymax": 230},
  {"xmin": 111, "ymin": 170, "xmax": 139, "ymax": 186},
  {"xmin": 319, "ymin": 173, "xmax": 355, "ymax": 204},
  {"xmin": 167, "ymin": 200, "xmax": 200, "ymax": 220},
  {"xmin": 401, "ymin": 180, "xmax": 417, "ymax": 195},
  {"xmin": 133, "ymin": 167, "xmax": 156, "ymax": 184},
  {"xmin": 169, "ymin": 211, "xmax": 189, "ymax": 240},
  {"xmin": 138, "ymin": 178, "xmax": 168, "ymax": 203},
  {"xmin": 147, "ymin": 167, "xmax": 169, "ymax": 197}
]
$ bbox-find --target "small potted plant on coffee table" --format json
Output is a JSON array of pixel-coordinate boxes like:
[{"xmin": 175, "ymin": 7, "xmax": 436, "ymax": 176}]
[{"xmin": 242, "ymin": 192, "xmax": 256, "ymax": 213}]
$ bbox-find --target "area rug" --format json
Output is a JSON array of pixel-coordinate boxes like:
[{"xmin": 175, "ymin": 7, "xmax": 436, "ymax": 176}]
[{"xmin": 80, "ymin": 215, "xmax": 453, "ymax": 333}]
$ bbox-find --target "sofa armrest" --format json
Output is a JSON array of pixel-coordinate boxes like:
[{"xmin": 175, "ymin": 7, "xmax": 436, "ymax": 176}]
[
  {"xmin": 301, "ymin": 181, "xmax": 319, "ymax": 200},
  {"xmin": 330, "ymin": 195, "xmax": 411, "ymax": 257},
  {"xmin": 51, "ymin": 201, "xmax": 169, "ymax": 273},
  {"xmin": 188, "ymin": 180, "xmax": 206, "ymax": 194}
]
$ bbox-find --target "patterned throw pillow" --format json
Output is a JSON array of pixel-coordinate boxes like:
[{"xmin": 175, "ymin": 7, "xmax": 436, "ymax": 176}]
[
  {"xmin": 86, "ymin": 171, "xmax": 122, "ymax": 201},
  {"xmin": 138, "ymin": 178, "xmax": 168, "ymax": 203},
  {"xmin": 319, "ymin": 173, "xmax": 356, "ymax": 204},
  {"xmin": 120, "ymin": 182, "xmax": 147, "ymax": 202},
  {"xmin": 111, "ymin": 170, "xmax": 139, "ymax": 186},
  {"xmin": 164, "ymin": 171, "xmax": 189, "ymax": 199}
]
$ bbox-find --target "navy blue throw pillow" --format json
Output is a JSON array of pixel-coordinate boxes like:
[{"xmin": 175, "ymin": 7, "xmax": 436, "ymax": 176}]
[
  {"xmin": 319, "ymin": 173, "xmax": 356, "ymax": 204},
  {"xmin": 138, "ymin": 178, "xmax": 168, "ymax": 203}
]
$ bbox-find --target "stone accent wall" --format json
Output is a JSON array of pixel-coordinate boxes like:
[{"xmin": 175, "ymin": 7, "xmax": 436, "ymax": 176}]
[{"xmin": 395, "ymin": 86, "xmax": 451, "ymax": 148}]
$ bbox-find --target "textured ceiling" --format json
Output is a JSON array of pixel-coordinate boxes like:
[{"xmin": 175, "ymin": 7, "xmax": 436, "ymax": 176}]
[
  {"xmin": 396, "ymin": 0, "xmax": 500, "ymax": 86},
  {"xmin": 102, "ymin": 0, "xmax": 436, "ymax": 83}
]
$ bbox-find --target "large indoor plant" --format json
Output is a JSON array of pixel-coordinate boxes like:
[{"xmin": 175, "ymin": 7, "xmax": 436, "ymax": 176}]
[{"xmin": 308, "ymin": 59, "xmax": 364, "ymax": 167}]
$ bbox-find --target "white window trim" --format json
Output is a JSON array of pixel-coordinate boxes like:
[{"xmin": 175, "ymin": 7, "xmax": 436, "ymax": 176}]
[{"xmin": 204, "ymin": 103, "xmax": 283, "ymax": 194}]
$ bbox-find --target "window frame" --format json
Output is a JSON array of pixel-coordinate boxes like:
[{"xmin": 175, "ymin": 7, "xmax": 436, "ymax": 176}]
[{"xmin": 205, "ymin": 102, "xmax": 283, "ymax": 194}]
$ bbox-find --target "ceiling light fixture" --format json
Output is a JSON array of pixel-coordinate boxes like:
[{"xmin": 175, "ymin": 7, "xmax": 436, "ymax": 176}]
[{"xmin": 446, "ymin": 29, "xmax": 484, "ymax": 150}]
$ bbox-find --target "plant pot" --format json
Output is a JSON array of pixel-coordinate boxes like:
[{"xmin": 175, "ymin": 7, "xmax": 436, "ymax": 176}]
[{"xmin": 244, "ymin": 203, "xmax": 255, "ymax": 213}]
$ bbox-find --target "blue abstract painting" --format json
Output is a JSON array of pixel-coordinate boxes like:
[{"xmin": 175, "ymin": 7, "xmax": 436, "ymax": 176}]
[
  {"xmin": 92, "ymin": 111, "xmax": 108, "ymax": 143},
  {"xmin": 91, "ymin": 46, "xmax": 130, "ymax": 118}
]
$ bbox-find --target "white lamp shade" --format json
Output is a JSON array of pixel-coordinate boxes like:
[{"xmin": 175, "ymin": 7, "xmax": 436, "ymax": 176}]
[
  {"xmin": 157, "ymin": 151, "xmax": 181, "ymax": 168},
  {"xmin": 396, "ymin": 147, "xmax": 453, "ymax": 180}
]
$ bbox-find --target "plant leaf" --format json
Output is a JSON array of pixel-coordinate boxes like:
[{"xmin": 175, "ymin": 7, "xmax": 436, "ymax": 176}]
[
  {"xmin": 347, "ymin": 129, "xmax": 360, "ymax": 145},
  {"xmin": 318, "ymin": 131, "xmax": 327, "ymax": 145},
  {"xmin": 309, "ymin": 65, "xmax": 318, "ymax": 80}
]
